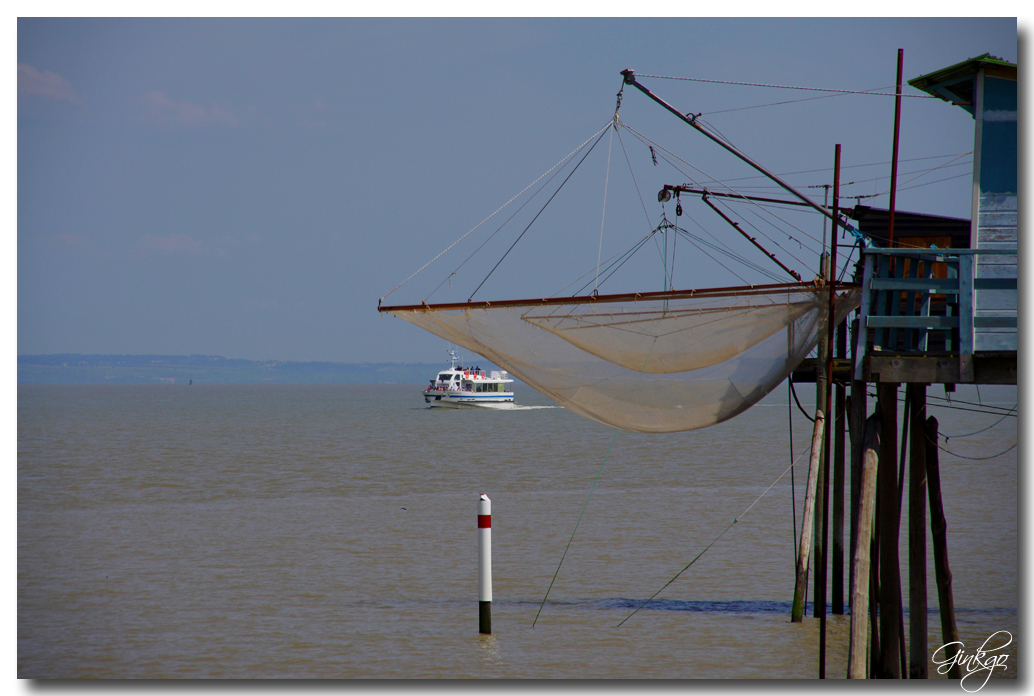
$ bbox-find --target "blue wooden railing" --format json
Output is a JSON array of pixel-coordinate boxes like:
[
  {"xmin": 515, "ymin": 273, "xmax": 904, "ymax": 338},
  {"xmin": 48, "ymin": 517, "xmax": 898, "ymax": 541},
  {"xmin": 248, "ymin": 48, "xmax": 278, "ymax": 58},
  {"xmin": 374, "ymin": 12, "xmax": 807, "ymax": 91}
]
[{"xmin": 853, "ymin": 248, "xmax": 1017, "ymax": 382}]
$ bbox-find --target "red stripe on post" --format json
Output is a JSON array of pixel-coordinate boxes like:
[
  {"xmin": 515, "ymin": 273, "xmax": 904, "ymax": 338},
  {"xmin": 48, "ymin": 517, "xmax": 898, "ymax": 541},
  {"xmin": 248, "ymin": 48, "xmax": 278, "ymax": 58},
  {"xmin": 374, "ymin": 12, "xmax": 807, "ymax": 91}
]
[{"xmin": 478, "ymin": 514, "xmax": 491, "ymax": 528}]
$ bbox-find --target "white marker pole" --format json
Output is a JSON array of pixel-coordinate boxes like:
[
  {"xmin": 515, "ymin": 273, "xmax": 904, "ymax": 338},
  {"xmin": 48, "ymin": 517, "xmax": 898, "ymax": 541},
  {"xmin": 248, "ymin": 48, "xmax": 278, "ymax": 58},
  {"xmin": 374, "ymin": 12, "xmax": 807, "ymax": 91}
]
[{"xmin": 478, "ymin": 494, "xmax": 492, "ymax": 634}]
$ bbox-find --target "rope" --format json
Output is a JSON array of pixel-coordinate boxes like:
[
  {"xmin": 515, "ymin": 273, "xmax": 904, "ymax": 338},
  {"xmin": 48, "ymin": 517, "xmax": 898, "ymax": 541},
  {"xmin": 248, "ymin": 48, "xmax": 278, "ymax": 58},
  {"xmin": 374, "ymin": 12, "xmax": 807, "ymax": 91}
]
[
  {"xmin": 615, "ymin": 124, "xmax": 655, "ymax": 233},
  {"xmin": 468, "ymin": 125, "xmax": 610, "ymax": 301},
  {"xmin": 423, "ymin": 148, "xmax": 581, "ymax": 302},
  {"xmin": 928, "ymin": 395, "xmax": 1016, "ymax": 413},
  {"xmin": 623, "ymin": 122, "xmax": 855, "ymax": 266},
  {"xmin": 789, "ymin": 380, "xmax": 798, "ymax": 570},
  {"xmin": 936, "ymin": 442, "xmax": 1017, "ymax": 461},
  {"xmin": 549, "ymin": 229, "xmax": 658, "ymax": 299},
  {"xmin": 595, "ymin": 124, "xmax": 615, "ymax": 292},
  {"xmin": 379, "ymin": 122, "xmax": 612, "ymax": 303},
  {"xmin": 942, "ymin": 405, "xmax": 1016, "ymax": 442},
  {"xmin": 571, "ymin": 231, "xmax": 655, "ymax": 296},
  {"xmin": 532, "ymin": 428, "xmax": 618, "ymax": 628},
  {"xmin": 617, "ymin": 445, "xmax": 810, "ymax": 627},
  {"xmin": 704, "ymin": 90, "xmax": 855, "ymax": 116},
  {"xmin": 634, "ymin": 73, "xmax": 938, "ymax": 98},
  {"xmin": 533, "ymin": 337, "xmax": 658, "ymax": 627},
  {"xmin": 788, "ymin": 375, "xmax": 815, "ymax": 422},
  {"xmin": 673, "ymin": 225, "xmax": 778, "ymax": 284}
]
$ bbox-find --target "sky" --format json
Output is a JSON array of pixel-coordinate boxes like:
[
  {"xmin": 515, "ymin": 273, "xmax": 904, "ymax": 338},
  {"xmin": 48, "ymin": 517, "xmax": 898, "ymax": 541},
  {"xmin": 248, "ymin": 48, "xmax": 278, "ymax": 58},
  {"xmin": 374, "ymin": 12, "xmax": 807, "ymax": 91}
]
[{"xmin": 16, "ymin": 16, "xmax": 1020, "ymax": 364}]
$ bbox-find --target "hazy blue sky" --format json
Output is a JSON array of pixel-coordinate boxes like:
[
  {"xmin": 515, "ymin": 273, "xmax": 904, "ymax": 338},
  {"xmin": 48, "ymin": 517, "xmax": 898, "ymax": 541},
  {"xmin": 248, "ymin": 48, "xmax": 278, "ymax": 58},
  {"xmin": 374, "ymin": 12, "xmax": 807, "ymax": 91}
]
[{"xmin": 17, "ymin": 17, "xmax": 1018, "ymax": 363}]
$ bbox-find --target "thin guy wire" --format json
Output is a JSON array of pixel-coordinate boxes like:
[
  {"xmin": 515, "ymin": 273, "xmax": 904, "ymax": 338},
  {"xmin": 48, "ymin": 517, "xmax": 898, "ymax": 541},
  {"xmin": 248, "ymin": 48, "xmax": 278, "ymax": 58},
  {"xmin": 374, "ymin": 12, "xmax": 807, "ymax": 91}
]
[
  {"xmin": 615, "ymin": 123, "xmax": 656, "ymax": 234},
  {"xmin": 572, "ymin": 233, "xmax": 655, "ymax": 296},
  {"xmin": 852, "ymin": 172, "xmax": 971, "ymax": 202},
  {"xmin": 424, "ymin": 147, "xmax": 584, "ymax": 302},
  {"xmin": 815, "ymin": 159, "xmax": 971, "ymax": 191},
  {"xmin": 532, "ymin": 428, "xmax": 618, "ymax": 628},
  {"xmin": 674, "ymin": 226, "xmax": 780, "ymax": 284},
  {"xmin": 675, "ymin": 200, "xmax": 787, "ymax": 282},
  {"xmin": 707, "ymin": 179, "xmax": 855, "ymax": 268},
  {"xmin": 634, "ymin": 73, "xmax": 938, "ymax": 98},
  {"xmin": 703, "ymin": 90, "xmax": 856, "ymax": 116},
  {"xmin": 850, "ymin": 152, "xmax": 973, "ymax": 202},
  {"xmin": 936, "ymin": 442, "xmax": 1016, "ymax": 461},
  {"xmin": 940, "ymin": 405, "xmax": 1017, "ymax": 441},
  {"xmin": 595, "ymin": 125, "xmax": 615, "ymax": 292},
  {"xmin": 618, "ymin": 445, "xmax": 811, "ymax": 627},
  {"xmin": 468, "ymin": 126, "xmax": 609, "ymax": 301},
  {"xmin": 622, "ymin": 123, "xmax": 849, "ymax": 269},
  {"xmin": 549, "ymin": 229, "xmax": 659, "ymax": 299},
  {"xmin": 711, "ymin": 196, "xmax": 814, "ymax": 270},
  {"xmin": 534, "ymin": 337, "xmax": 658, "ymax": 628},
  {"xmin": 705, "ymin": 153, "xmax": 973, "ymax": 186},
  {"xmin": 789, "ymin": 380, "xmax": 798, "ymax": 570},
  {"xmin": 379, "ymin": 122, "xmax": 612, "ymax": 302}
]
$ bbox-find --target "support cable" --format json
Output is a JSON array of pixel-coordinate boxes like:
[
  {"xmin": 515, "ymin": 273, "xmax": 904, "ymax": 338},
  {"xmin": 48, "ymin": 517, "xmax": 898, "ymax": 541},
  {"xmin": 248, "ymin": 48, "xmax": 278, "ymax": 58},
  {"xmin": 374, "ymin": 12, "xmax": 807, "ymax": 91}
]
[
  {"xmin": 532, "ymin": 428, "xmax": 618, "ymax": 628},
  {"xmin": 789, "ymin": 380, "xmax": 799, "ymax": 570},
  {"xmin": 615, "ymin": 125, "xmax": 656, "ymax": 233},
  {"xmin": 595, "ymin": 124, "xmax": 615, "ymax": 292},
  {"xmin": 940, "ymin": 406, "xmax": 1017, "ymax": 441},
  {"xmin": 379, "ymin": 121, "xmax": 612, "ymax": 303},
  {"xmin": 673, "ymin": 226, "xmax": 783, "ymax": 284},
  {"xmin": 624, "ymin": 123, "xmax": 853, "ymax": 266},
  {"xmin": 618, "ymin": 444, "xmax": 811, "ymax": 627},
  {"xmin": 534, "ymin": 338, "xmax": 658, "ymax": 628},
  {"xmin": 633, "ymin": 73, "xmax": 938, "ymax": 98},
  {"xmin": 789, "ymin": 375, "xmax": 816, "ymax": 422},
  {"xmin": 549, "ymin": 228, "xmax": 659, "ymax": 299},
  {"xmin": 468, "ymin": 125, "xmax": 610, "ymax": 301},
  {"xmin": 425, "ymin": 145, "xmax": 588, "ymax": 302}
]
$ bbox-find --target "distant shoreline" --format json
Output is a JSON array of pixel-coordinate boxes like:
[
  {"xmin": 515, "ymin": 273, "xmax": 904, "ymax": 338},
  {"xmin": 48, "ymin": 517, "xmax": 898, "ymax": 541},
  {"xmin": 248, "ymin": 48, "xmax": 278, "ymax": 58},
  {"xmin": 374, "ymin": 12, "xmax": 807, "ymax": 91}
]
[{"xmin": 16, "ymin": 354, "xmax": 469, "ymax": 385}]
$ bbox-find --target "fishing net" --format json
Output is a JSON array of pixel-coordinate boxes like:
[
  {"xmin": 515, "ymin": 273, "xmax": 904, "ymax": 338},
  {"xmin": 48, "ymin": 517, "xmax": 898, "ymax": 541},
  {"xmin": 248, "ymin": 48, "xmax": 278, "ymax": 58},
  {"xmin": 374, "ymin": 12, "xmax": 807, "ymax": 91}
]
[{"xmin": 383, "ymin": 283, "xmax": 859, "ymax": 433}]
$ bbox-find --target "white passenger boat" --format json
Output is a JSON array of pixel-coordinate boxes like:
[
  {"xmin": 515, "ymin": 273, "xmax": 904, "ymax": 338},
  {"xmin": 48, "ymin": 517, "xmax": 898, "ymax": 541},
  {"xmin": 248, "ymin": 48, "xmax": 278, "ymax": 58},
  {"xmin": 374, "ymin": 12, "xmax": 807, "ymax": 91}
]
[{"xmin": 423, "ymin": 350, "xmax": 514, "ymax": 408}]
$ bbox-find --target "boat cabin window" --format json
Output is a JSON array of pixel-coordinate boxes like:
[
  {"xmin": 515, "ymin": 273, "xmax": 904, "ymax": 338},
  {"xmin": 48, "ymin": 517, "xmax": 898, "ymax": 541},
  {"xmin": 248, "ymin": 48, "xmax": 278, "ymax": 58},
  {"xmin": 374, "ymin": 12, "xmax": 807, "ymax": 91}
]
[{"xmin": 439, "ymin": 374, "xmax": 451, "ymax": 382}]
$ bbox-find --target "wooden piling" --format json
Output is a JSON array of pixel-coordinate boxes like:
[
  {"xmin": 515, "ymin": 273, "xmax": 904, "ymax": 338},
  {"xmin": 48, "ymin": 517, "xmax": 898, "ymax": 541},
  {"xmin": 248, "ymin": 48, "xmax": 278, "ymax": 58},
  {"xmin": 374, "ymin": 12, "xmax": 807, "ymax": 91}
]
[
  {"xmin": 877, "ymin": 382, "xmax": 902, "ymax": 678},
  {"xmin": 813, "ymin": 310, "xmax": 829, "ymax": 620},
  {"xmin": 832, "ymin": 320, "xmax": 847, "ymax": 614},
  {"xmin": 908, "ymin": 385, "xmax": 928, "ymax": 677},
  {"xmin": 792, "ymin": 410, "xmax": 825, "ymax": 623},
  {"xmin": 847, "ymin": 413, "xmax": 881, "ymax": 678},
  {"xmin": 848, "ymin": 317, "xmax": 867, "ymax": 607},
  {"xmin": 925, "ymin": 416, "xmax": 961, "ymax": 679}
]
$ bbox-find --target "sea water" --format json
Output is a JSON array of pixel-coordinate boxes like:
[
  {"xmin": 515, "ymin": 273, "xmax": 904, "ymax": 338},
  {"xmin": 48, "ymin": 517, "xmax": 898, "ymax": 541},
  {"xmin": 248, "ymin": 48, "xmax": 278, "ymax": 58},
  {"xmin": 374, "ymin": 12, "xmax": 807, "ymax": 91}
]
[{"xmin": 17, "ymin": 383, "xmax": 1017, "ymax": 679}]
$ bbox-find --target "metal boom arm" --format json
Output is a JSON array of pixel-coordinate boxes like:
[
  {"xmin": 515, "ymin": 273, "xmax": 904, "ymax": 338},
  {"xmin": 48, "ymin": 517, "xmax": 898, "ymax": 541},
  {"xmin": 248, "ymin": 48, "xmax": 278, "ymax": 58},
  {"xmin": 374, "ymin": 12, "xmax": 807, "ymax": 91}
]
[{"xmin": 621, "ymin": 69, "xmax": 867, "ymax": 248}]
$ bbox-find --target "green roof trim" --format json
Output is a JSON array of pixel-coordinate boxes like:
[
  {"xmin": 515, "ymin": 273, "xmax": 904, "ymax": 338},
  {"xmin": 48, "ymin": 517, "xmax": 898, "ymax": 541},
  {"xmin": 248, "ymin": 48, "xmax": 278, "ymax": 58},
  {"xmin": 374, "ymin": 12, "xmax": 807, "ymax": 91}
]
[{"xmin": 909, "ymin": 53, "xmax": 1017, "ymax": 106}]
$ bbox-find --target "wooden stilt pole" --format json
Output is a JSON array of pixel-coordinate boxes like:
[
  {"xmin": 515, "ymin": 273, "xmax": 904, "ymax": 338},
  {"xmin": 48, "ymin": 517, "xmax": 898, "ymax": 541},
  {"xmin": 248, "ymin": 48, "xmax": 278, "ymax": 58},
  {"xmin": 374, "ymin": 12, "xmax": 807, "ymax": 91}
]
[
  {"xmin": 896, "ymin": 394, "xmax": 910, "ymax": 680},
  {"xmin": 848, "ymin": 413, "xmax": 881, "ymax": 678},
  {"xmin": 869, "ymin": 526, "xmax": 881, "ymax": 675},
  {"xmin": 908, "ymin": 384, "xmax": 928, "ymax": 677},
  {"xmin": 925, "ymin": 416, "xmax": 961, "ymax": 679},
  {"xmin": 833, "ymin": 320, "xmax": 847, "ymax": 614},
  {"xmin": 813, "ymin": 261, "xmax": 829, "ymax": 621},
  {"xmin": 877, "ymin": 382, "xmax": 902, "ymax": 678},
  {"xmin": 848, "ymin": 317, "xmax": 867, "ymax": 608},
  {"xmin": 792, "ymin": 410, "xmax": 825, "ymax": 623},
  {"xmin": 817, "ymin": 146, "xmax": 842, "ymax": 679}
]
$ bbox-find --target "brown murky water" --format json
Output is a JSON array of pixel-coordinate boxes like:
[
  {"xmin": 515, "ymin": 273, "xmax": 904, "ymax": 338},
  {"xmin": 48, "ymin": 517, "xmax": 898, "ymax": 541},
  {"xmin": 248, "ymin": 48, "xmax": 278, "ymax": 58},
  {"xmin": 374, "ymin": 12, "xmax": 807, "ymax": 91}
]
[{"xmin": 18, "ymin": 383, "xmax": 1017, "ymax": 679}]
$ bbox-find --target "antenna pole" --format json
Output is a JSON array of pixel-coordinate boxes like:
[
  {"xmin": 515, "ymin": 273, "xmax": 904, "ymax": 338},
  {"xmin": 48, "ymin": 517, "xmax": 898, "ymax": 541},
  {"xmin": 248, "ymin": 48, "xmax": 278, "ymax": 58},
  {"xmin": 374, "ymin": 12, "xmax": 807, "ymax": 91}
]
[
  {"xmin": 819, "ymin": 143, "xmax": 842, "ymax": 678},
  {"xmin": 887, "ymin": 49, "xmax": 904, "ymax": 250},
  {"xmin": 620, "ymin": 69, "xmax": 849, "ymax": 234}
]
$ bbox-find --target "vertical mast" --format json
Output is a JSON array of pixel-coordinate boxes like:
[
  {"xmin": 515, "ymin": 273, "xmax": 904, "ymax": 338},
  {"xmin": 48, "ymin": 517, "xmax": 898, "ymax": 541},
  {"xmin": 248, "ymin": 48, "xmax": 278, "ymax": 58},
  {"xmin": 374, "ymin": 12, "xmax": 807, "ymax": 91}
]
[
  {"xmin": 887, "ymin": 49, "xmax": 904, "ymax": 250},
  {"xmin": 621, "ymin": 70, "xmax": 838, "ymax": 230}
]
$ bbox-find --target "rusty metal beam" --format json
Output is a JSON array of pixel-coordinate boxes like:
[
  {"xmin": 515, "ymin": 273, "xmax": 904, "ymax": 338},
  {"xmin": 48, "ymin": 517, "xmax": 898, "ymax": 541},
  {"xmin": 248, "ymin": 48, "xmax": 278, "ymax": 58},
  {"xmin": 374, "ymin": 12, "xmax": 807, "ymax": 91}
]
[{"xmin": 700, "ymin": 195, "xmax": 802, "ymax": 281}]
